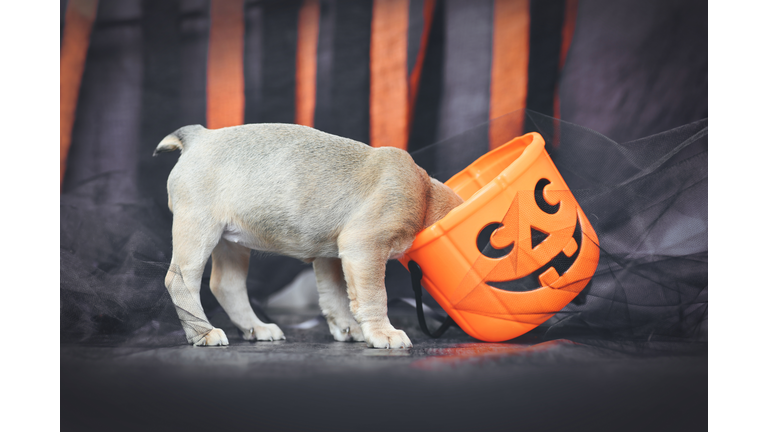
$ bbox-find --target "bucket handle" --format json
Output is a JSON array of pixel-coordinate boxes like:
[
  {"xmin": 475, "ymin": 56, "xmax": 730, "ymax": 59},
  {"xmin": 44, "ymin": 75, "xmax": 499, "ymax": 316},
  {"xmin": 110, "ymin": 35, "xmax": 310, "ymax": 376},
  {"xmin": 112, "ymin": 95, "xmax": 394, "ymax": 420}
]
[{"xmin": 408, "ymin": 260, "xmax": 456, "ymax": 338}]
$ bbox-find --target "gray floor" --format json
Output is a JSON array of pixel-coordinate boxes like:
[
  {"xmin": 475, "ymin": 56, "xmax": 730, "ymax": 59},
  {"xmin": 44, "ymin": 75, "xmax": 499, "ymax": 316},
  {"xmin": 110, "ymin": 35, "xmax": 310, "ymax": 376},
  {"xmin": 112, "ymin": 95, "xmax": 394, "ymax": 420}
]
[{"xmin": 61, "ymin": 306, "xmax": 707, "ymax": 432}]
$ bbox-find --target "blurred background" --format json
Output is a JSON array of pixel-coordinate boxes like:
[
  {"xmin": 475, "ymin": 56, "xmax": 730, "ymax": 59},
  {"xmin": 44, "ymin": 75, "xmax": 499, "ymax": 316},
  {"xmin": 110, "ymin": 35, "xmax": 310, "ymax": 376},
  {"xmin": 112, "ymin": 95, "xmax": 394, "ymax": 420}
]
[{"xmin": 60, "ymin": 1, "xmax": 707, "ymax": 430}]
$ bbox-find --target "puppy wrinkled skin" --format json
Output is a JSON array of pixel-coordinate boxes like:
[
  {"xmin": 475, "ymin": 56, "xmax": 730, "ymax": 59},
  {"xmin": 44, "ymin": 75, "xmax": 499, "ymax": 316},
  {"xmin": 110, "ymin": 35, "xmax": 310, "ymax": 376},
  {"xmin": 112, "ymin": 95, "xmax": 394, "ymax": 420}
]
[{"xmin": 155, "ymin": 123, "xmax": 464, "ymax": 349}]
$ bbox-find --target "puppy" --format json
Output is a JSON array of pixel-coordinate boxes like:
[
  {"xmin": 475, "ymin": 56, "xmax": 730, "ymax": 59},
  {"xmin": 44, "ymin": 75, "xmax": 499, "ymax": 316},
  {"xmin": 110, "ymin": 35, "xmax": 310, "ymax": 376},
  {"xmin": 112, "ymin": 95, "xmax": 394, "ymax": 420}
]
[{"xmin": 155, "ymin": 123, "xmax": 463, "ymax": 348}]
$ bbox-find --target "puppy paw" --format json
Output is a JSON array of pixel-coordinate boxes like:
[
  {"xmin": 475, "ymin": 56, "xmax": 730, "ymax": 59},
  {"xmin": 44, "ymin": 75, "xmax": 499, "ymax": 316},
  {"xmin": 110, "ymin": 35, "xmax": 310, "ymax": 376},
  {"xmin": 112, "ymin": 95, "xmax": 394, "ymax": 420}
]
[
  {"xmin": 363, "ymin": 325, "xmax": 412, "ymax": 349},
  {"xmin": 242, "ymin": 323, "xmax": 285, "ymax": 342},
  {"xmin": 327, "ymin": 317, "xmax": 364, "ymax": 342},
  {"xmin": 194, "ymin": 328, "xmax": 229, "ymax": 347}
]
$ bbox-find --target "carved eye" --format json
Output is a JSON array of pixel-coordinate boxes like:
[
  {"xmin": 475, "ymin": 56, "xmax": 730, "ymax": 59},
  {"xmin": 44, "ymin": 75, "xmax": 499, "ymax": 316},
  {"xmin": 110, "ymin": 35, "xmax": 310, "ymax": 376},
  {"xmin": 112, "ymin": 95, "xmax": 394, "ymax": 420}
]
[
  {"xmin": 534, "ymin": 178, "xmax": 560, "ymax": 214},
  {"xmin": 476, "ymin": 222, "xmax": 511, "ymax": 258},
  {"xmin": 476, "ymin": 178, "xmax": 557, "ymax": 259}
]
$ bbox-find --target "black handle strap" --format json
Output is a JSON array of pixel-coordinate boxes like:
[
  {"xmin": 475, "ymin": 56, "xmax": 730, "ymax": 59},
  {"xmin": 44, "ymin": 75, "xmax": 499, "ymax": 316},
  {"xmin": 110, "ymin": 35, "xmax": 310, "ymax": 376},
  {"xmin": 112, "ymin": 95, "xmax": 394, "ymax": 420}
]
[{"xmin": 408, "ymin": 260, "xmax": 456, "ymax": 338}]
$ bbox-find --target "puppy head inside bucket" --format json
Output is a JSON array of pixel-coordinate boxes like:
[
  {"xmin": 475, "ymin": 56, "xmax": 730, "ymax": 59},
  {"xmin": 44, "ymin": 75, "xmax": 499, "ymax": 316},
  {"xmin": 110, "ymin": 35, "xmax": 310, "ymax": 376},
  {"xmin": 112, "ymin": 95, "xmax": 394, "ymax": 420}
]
[{"xmin": 400, "ymin": 132, "xmax": 600, "ymax": 342}]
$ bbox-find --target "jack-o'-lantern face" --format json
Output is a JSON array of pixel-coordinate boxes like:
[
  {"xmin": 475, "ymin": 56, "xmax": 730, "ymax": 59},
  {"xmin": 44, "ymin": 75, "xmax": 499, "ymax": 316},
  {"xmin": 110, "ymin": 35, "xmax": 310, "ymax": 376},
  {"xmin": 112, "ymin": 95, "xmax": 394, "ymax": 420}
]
[
  {"xmin": 450, "ymin": 177, "xmax": 600, "ymax": 325},
  {"xmin": 477, "ymin": 178, "xmax": 588, "ymax": 292}
]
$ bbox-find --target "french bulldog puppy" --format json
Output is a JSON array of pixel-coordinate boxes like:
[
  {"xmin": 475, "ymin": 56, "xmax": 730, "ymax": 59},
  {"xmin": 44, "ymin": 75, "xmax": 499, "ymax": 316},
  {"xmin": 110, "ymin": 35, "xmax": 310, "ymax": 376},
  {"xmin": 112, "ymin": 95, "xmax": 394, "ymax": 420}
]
[{"xmin": 155, "ymin": 123, "xmax": 463, "ymax": 349}]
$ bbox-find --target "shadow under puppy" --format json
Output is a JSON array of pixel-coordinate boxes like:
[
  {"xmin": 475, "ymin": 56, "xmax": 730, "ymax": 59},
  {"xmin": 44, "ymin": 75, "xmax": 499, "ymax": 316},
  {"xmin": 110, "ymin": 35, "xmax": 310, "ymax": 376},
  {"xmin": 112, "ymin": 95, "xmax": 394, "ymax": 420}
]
[{"xmin": 155, "ymin": 123, "xmax": 463, "ymax": 349}]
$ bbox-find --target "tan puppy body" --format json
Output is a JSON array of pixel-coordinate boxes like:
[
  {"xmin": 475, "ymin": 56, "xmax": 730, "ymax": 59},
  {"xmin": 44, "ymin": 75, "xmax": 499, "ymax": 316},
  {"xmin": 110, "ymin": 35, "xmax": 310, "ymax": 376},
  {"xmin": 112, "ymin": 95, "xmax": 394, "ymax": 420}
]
[{"xmin": 156, "ymin": 123, "xmax": 463, "ymax": 348}]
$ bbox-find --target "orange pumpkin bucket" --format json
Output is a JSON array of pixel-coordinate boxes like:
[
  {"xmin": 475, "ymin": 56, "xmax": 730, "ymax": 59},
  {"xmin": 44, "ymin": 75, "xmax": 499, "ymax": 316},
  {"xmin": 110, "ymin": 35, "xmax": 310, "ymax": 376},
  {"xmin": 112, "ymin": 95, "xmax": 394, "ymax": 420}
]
[{"xmin": 399, "ymin": 132, "xmax": 600, "ymax": 342}]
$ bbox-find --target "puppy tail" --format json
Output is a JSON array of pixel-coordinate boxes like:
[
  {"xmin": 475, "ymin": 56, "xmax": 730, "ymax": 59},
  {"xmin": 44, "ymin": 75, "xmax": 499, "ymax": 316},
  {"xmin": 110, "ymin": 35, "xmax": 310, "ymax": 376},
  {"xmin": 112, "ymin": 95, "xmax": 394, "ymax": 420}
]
[{"xmin": 153, "ymin": 124, "xmax": 205, "ymax": 156}]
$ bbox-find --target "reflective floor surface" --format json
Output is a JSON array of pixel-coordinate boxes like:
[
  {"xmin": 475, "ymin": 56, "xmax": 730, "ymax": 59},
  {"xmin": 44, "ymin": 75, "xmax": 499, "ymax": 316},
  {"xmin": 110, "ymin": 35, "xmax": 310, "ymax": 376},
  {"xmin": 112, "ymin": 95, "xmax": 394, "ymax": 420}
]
[{"xmin": 61, "ymin": 306, "xmax": 707, "ymax": 432}]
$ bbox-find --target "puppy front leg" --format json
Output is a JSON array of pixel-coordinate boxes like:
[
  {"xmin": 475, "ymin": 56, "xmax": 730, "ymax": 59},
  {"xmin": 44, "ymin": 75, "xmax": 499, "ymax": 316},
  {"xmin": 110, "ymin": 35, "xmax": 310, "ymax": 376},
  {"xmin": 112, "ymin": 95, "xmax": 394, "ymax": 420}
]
[
  {"xmin": 339, "ymin": 249, "xmax": 412, "ymax": 349},
  {"xmin": 313, "ymin": 258, "xmax": 364, "ymax": 342},
  {"xmin": 210, "ymin": 239, "xmax": 284, "ymax": 341}
]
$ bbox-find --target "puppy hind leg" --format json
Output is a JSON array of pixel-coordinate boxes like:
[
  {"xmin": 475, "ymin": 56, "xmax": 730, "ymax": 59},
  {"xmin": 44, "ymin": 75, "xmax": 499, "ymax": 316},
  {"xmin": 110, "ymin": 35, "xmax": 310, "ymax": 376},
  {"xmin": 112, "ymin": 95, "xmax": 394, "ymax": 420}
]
[
  {"xmin": 313, "ymin": 258, "xmax": 364, "ymax": 342},
  {"xmin": 164, "ymin": 217, "xmax": 228, "ymax": 346},
  {"xmin": 338, "ymin": 245, "xmax": 412, "ymax": 349},
  {"xmin": 210, "ymin": 239, "xmax": 285, "ymax": 341}
]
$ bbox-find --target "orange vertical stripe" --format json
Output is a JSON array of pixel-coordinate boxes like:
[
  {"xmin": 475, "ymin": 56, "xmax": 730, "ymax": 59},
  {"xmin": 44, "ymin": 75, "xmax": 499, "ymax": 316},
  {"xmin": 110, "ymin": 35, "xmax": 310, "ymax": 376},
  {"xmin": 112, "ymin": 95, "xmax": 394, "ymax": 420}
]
[
  {"xmin": 60, "ymin": 0, "xmax": 99, "ymax": 188},
  {"xmin": 370, "ymin": 0, "xmax": 409, "ymax": 149},
  {"xmin": 296, "ymin": 0, "xmax": 320, "ymax": 127},
  {"xmin": 407, "ymin": 0, "xmax": 436, "ymax": 134},
  {"xmin": 489, "ymin": 0, "xmax": 530, "ymax": 150},
  {"xmin": 559, "ymin": 0, "xmax": 578, "ymax": 70},
  {"xmin": 207, "ymin": 0, "xmax": 245, "ymax": 129},
  {"xmin": 554, "ymin": 0, "xmax": 578, "ymax": 120}
]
